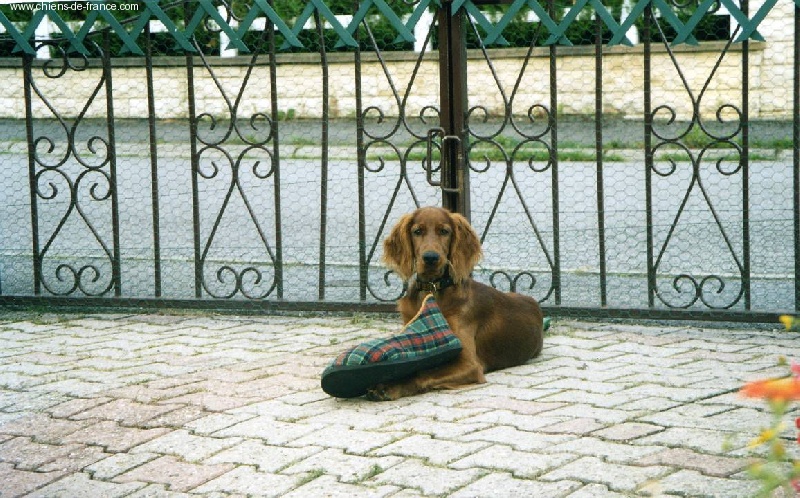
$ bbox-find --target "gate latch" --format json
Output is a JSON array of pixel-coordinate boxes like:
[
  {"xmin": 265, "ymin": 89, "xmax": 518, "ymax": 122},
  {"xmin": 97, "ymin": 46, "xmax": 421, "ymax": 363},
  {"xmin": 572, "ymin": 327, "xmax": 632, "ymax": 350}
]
[{"xmin": 426, "ymin": 127, "xmax": 460, "ymax": 193}]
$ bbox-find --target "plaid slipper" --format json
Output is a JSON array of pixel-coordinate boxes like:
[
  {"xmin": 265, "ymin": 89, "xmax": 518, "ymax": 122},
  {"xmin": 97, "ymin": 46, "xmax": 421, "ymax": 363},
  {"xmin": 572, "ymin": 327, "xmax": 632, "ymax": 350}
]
[{"xmin": 321, "ymin": 294, "xmax": 461, "ymax": 398}]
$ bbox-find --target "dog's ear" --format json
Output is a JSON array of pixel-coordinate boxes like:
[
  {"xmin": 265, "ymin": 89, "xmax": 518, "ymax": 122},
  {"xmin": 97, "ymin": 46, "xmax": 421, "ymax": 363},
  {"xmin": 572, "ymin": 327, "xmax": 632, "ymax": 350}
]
[
  {"xmin": 448, "ymin": 212, "xmax": 483, "ymax": 283},
  {"xmin": 382, "ymin": 212, "xmax": 415, "ymax": 281}
]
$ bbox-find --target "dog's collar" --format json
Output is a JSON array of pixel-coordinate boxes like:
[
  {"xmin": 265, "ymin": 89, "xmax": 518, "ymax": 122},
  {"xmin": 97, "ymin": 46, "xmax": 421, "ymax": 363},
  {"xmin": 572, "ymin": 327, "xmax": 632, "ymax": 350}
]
[{"xmin": 414, "ymin": 269, "xmax": 455, "ymax": 294}]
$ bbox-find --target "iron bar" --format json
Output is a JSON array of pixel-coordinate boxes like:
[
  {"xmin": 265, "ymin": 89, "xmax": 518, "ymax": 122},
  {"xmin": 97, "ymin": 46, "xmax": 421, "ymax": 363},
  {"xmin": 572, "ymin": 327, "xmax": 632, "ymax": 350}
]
[
  {"xmin": 354, "ymin": 0, "xmax": 367, "ymax": 302},
  {"xmin": 23, "ymin": 54, "xmax": 40, "ymax": 295},
  {"xmin": 144, "ymin": 22, "xmax": 162, "ymax": 298},
  {"xmin": 549, "ymin": 0, "xmax": 561, "ymax": 305},
  {"xmin": 315, "ymin": 9, "xmax": 330, "ymax": 301},
  {"xmin": 103, "ymin": 31, "xmax": 122, "ymax": 297},
  {"xmin": 185, "ymin": 2, "xmax": 202, "ymax": 299},
  {"xmin": 644, "ymin": 5, "xmax": 655, "ymax": 308},
  {"xmin": 595, "ymin": 13, "xmax": 607, "ymax": 307},
  {"xmin": 267, "ymin": 5, "xmax": 283, "ymax": 300},
  {"xmin": 796, "ymin": 1, "xmax": 800, "ymax": 310},
  {"xmin": 742, "ymin": 0, "xmax": 751, "ymax": 310}
]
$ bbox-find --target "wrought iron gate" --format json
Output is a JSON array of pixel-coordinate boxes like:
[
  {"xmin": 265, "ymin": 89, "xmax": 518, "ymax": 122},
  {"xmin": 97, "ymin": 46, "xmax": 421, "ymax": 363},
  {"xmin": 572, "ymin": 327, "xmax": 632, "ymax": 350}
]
[{"xmin": 0, "ymin": 0, "xmax": 797, "ymax": 322}]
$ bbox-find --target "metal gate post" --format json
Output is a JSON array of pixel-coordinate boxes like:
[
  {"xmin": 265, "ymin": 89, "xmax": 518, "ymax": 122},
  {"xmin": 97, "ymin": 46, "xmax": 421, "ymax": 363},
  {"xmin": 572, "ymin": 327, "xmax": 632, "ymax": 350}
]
[{"xmin": 437, "ymin": 1, "xmax": 470, "ymax": 218}]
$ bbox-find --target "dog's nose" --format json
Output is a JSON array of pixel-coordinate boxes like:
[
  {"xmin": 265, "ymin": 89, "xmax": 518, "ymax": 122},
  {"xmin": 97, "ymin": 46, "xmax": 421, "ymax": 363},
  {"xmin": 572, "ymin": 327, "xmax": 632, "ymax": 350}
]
[{"xmin": 422, "ymin": 251, "xmax": 440, "ymax": 266}]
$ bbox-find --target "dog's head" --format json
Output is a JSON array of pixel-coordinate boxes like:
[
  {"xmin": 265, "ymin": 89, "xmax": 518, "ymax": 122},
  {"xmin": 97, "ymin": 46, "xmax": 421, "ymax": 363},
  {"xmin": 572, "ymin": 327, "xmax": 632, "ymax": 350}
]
[{"xmin": 382, "ymin": 206, "xmax": 482, "ymax": 284}]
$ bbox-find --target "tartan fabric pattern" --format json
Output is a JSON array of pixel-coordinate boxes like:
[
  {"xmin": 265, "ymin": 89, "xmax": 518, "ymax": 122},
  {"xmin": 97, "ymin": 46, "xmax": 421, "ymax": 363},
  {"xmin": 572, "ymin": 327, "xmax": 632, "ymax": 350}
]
[{"xmin": 332, "ymin": 294, "xmax": 458, "ymax": 366}]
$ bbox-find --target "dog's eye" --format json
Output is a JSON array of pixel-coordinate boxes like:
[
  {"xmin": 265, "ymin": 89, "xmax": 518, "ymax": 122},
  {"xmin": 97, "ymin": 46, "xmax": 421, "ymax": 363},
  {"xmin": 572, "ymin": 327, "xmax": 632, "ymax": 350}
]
[
  {"xmin": 439, "ymin": 228, "xmax": 451, "ymax": 236},
  {"xmin": 412, "ymin": 228, "xmax": 423, "ymax": 236}
]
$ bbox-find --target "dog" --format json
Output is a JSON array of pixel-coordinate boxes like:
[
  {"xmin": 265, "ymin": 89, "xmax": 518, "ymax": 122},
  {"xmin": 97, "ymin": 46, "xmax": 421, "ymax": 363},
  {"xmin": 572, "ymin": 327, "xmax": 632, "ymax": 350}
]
[{"xmin": 367, "ymin": 206, "xmax": 544, "ymax": 401}]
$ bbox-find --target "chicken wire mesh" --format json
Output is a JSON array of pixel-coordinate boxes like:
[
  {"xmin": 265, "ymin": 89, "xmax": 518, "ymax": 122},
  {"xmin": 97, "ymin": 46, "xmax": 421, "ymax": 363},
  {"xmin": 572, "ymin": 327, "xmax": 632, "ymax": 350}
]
[{"xmin": 0, "ymin": 0, "xmax": 796, "ymax": 321}]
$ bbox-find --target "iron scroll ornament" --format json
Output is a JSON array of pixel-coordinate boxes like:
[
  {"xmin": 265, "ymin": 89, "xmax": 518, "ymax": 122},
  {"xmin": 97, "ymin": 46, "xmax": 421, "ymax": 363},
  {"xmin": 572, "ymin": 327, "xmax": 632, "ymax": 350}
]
[{"xmin": 27, "ymin": 39, "xmax": 119, "ymax": 297}]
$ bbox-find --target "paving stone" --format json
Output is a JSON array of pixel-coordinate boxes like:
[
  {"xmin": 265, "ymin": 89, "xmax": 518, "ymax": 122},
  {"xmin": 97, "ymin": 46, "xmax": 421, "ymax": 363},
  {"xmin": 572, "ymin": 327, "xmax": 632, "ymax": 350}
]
[
  {"xmin": 0, "ymin": 413, "xmax": 90, "ymax": 444},
  {"xmin": 228, "ymin": 399, "xmax": 329, "ymax": 420},
  {"xmin": 546, "ymin": 436, "xmax": 664, "ymax": 464},
  {"xmin": 290, "ymin": 425, "xmax": 405, "ymax": 454},
  {"xmin": 30, "ymin": 379, "xmax": 110, "ymax": 397},
  {"xmin": 47, "ymin": 397, "xmax": 115, "ymax": 419},
  {"xmin": 636, "ymin": 427, "xmax": 749, "ymax": 454},
  {"xmin": 122, "ymin": 483, "xmax": 197, "ymax": 497},
  {"xmin": 0, "ymin": 461, "xmax": 68, "ymax": 497},
  {"xmin": 614, "ymin": 396, "xmax": 682, "ymax": 412},
  {"xmin": 450, "ymin": 472, "xmax": 581, "ymax": 498},
  {"xmin": 205, "ymin": 440, "xmax": 321, "ymax": 472},
  {"xmin": 539, "ymin": 456, "xmax": 671, "ymax": 492},
  {"xmin": 382, "ymin": 401, "xmax": 489, "ymax": 422},
  {"xmin": 547, "ymin": 386, "xmax": 638, "ymax": 406},
  {"xmin": 281, "ymin": 447, "xmax": 403, "ymax": 483},
  {"xmin": 591, "ymin": 422, "xmax": 664, "ymax": 441},
  {"xmin": 450, "ymin": 444, "xmax": 576, "ymax": 478},
  {"xmin": 182, "ymin": 412, "xmax": 255, "ymax": 435},
  {"xmin": 113, "ymin": 455, "xmax": 235, "ymax": 492},
  {"xmin": 139, "ymin": 405, "xmax": 207, "ymax": 429},
  {"xmin": 37, "ymin": 444, "xmax": 109, "ymax": 473},
  {"xmin": 299, "ymin": 407, "xmax": 410, "ymax": 430},
  {"xmin": 647, "ymin": 469, "xmax": 761, "ymax": 497},
  {"xmin": 61, "ymin": 421, "xmax": 171, "ymax": 453},
  {"xmin": 538, "ymin": 417, "xmax": 607, "ymax": 435},
  {"xmin": 282, "ymin": 474, "xmax": 400, "ymax": 498},
  {"xmin": 460, "ymin": 425, "xmax": 575, "ymax": 451},
  {"xmin": 543, "ymin": 344, "xmax": 625, "ymax": 362},
  {"xmin": 27, "ymin": 472, "xmax": 147, "ymax": 498},
  {"xmin": 374, "ymin": 435, "xmax": 488, "ymax": 466},
  {"xmin": 371, "ymin": 459, "xmax": 484, "ymax": 496},
  {"xmin": 565, "ymin": 483, "xmax": 631, "ymax": 497},
  {"xmin": 102, "ymin": 383, "xmax": 200, "ymax": 404},
  {"xmin": 130, "ymin": 429, "xmax": 242, "ymax": 462},
  {"xmin": 637, "ymin": 447, "xmax": 749, "ymax": 477},
  {"xmin": 161, "ymin": 392, "xmax": 261, "ymax": 412},
  {"xmin": 70, "ymin": 399, "xmax": 183, "ymax": 427},
  {"xmin": 460, "ymin": 384, "xmax": 559, "ymax": 401},
  {"xmin": 637, "ymin": 402, "xmax": 733, "ymax": 429},
  {"xmin": 459, "ymin": 409, "xmax": 564, "ymax": 431},
  {"xmin": 382, "ymin": 418, "xmax": 489, "ymax": 438},
  {"xmin": 86, "ymin": 452, "xmax": 161, "ymax": 480},
  {"xmin": 213, "ymin": 416, "xmax": 324, "ymax": 444},
  {"xmin": 0, "ymin": 437, "xmax": 86, "ymax": 470},
  {"xmin": 191, "ymin": 465, "xmax": 298, "ymax": 496},
  {"xmin": 457, "ymin": 396, "xmax": 568, "ymax": 415}
]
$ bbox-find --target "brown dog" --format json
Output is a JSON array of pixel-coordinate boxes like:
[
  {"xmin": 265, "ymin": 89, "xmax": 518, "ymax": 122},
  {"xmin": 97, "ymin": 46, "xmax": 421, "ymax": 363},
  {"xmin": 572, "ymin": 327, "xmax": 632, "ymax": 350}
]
[{"xmin": 368, "ymin": 206, "xmax": 544, "ymax": 401}]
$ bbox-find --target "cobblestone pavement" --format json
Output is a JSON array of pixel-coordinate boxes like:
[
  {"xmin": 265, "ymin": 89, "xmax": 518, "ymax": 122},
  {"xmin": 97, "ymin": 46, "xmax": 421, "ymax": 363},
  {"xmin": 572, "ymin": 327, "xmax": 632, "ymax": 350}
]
[{"xmin": 1, "ymin": 311, "xmax": 798, "ymax": 497}]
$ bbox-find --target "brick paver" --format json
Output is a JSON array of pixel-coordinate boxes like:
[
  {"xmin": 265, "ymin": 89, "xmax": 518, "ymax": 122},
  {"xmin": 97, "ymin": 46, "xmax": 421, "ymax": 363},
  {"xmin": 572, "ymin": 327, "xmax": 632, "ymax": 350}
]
[{"xmin": 1, "ymin": 311, "xmax": 798, "ymax": 496}]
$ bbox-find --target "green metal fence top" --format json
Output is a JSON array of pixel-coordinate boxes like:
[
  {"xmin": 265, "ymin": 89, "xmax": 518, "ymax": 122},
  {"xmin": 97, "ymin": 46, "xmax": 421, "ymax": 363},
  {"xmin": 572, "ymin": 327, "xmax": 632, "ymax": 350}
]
[{"xmin": 0, "ymin": 0, "xmax": 790, "ymax": 56}]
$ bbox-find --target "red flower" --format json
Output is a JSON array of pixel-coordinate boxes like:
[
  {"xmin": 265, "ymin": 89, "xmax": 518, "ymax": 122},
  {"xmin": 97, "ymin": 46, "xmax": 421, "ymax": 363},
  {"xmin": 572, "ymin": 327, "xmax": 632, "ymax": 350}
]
[{"xmin": 740, "ymin": 378, "xmax": 800, "ymax": 401}]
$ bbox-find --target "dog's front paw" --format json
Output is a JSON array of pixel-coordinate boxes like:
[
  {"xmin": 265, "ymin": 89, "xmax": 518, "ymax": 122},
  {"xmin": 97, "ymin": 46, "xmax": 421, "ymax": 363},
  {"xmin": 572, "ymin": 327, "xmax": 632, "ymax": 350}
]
[{"xmin": 365, "ymin": 383, "xmax": 401, "ymax": 401}]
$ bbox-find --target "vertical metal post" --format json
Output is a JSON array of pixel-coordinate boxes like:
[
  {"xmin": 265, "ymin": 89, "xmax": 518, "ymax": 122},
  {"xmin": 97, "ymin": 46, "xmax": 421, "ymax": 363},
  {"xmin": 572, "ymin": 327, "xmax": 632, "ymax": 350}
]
[
  {"xmin": 23, "ymin": 54, "xmax": 40, "ymax": 295},
  {"xmin": 355, "ymin": 0, "xmax": 367, "ymax": 301},
  {"xmin": 315, "ymin": 10, "xmax": 330, "ymax": 301},
  {"xmin": 549, "ymin": 0, "xmax": 561, "ymax": 305},
  {"xmin": 267, "ymin": 6, "xmax": 283, "ymax": 300},
  {"xmin": 145, "ymin": 22, "xmax": 162, "ymax": 298},
  {"xmin": 741, "ymin": 0, "xmax": 751, "ymax": 310},
  {"xmin": 103, "ymin": 31, "xmax": 122, "ymax": 297},
  {"xmin": 644, "ymin": 5, "xmax": 655, "ymax": 308},
  {"xmin": 595, "ymin": 14, "xmax": 607, "ymax": 307},
  {"xmin": 795, "ymin": 1, "xmax": 800, "ymax": 311},
  {"xmin": 437, "ymin": 0, "xmax": 470, "ymax": 217},
  {"xmin": 185, "ymin": 3, "xmax": 202, "ymax": 298}
]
